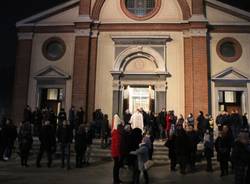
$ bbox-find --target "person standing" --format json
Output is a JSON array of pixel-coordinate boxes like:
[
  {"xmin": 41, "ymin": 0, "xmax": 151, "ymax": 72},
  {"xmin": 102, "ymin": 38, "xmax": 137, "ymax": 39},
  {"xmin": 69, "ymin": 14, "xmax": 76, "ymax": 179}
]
[
  {"xmin": 158, "ymin": 108, "xmax": 166, "ymax": 140},
  {"xmin": 215, "ymin": 125, "xmax": 233, "ymax": 177},
  {"xmin": 111, "ymin": 114, "xmax": 122, "ymax": 184},
  {"xmin": 242, "ymin": 113, "xmax": 249, "ymax": 130},
  {"xmin": 68, "ymin": 106, "xmax": 76, "ymax": 131},
  {"xmin": 58, "ymin": 108, "xmax": 67, "ymax": 128},
  {"xmin": 2, "ymin": 119, "xmax": 17, "ymax": 161},
  {"xmin": 165, "ymin": 132, "xmax": 177, "ymax": 171},
  {"xmin": 130, "ymin": 109, "xmax": 144, "ymax": 132},
  {"xmin": 75, "ymin": 124, "xmax": 87, "ymax": 168},
  {"xmin": 32, "ymin": 107, "xmax": 42, "ymax": 136},
  {"xmin": 231, "ymin": 131, "xmax": 250, "ymax": 184},
  {"xmin": 18, "ymin": 121, "xmax": 33, "ymax": 167},
  {"xmin": 36, "ymin": 121, "xmax": 56, "ymax": 168},
  {"xmin": 76, "ymin": 107, "xmax": 84, "ymax": 127},
  {"xmin": 57, "ymin": 120, "xmax": 73, "ymax": 169},
  {"xmin": 23, "ymin": 105, "xmax": 32, "ymax": 122},
  {"xmin": 101, "ymin": 114, "xmax": 109, "ymax": 148},
  {"xmin": 187, "ymin": 113, "xmax": 194, "ymax": 128},
  {"xmin": 123, "ymin": 109, "xmax": 132, "ymax": 125},
  {"xmin": 204, "ymin": 129, "xmax": 214, "ymax": 172}
]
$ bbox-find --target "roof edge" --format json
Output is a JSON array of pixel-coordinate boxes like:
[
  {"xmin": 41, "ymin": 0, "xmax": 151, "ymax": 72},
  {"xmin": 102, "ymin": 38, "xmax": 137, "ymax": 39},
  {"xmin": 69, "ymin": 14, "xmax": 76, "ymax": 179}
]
[
  {"xmin": 16, "ymin": 0, "xmax": 80, "ymax": 27},
  {"xmin": 206, "ymin": 0, "xmax": 250, "ymax": 21}
]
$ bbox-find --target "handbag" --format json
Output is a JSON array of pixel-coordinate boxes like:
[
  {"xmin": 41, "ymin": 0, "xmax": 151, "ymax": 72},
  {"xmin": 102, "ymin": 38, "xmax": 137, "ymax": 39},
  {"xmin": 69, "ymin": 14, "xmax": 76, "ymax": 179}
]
[{"xmin": 144, "ymin": 160, "xmax": 154, "ymax": 170}]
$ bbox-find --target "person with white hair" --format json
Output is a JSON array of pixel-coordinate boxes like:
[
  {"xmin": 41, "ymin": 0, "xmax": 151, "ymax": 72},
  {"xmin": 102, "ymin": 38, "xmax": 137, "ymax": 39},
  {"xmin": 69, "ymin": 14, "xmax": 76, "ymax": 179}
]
[
  {"xmin": 111, "ymin": 114, "xmax": 122, "ymax": 184},
  {"xmin": 130, "ymin": 109, "xmax": 144, "ymax": 132}
]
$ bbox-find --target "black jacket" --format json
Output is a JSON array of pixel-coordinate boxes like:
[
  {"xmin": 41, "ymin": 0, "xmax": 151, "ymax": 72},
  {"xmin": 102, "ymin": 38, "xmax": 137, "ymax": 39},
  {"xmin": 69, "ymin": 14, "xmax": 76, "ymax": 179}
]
[
  {"xmin": 57, "ymin": 125, "xmax": 73, "ymax": 144},
  {"xmin": 39, "ymin": 125, "xmax": 56, "ymax": 149}
]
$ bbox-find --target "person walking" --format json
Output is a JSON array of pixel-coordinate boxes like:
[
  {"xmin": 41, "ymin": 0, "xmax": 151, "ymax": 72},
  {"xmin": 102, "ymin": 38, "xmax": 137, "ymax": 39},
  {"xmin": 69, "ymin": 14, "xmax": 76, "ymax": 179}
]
[
  {"xmin": 18, "ymin": 121, "xmax": 33, "ymax": 167},
  {"xmin": 36, "ymin": 121, "xmax": 56, "ymax": 168}
]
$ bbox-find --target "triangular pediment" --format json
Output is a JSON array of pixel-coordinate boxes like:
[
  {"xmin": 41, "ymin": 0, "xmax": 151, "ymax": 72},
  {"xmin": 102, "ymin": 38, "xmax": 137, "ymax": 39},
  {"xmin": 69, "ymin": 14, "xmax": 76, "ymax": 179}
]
[
  {"xmin": 212, "ymin": 67, "xmax": 249, "ymax": 82},
  {"xmin": 34, "ymin": 66, "xmax": 70, "ymax": 80}
]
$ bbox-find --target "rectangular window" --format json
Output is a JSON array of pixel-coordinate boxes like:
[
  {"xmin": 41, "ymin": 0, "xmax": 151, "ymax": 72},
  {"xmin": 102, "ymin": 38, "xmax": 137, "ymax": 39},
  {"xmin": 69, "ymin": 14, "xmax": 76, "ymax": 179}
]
[
  {"xmin": 225, "ymin": 91, "xmax": 236, "ymax": 103},
  {"xmin": 47, "ymin": 89, "xmax": 58, "ymax": 100}
]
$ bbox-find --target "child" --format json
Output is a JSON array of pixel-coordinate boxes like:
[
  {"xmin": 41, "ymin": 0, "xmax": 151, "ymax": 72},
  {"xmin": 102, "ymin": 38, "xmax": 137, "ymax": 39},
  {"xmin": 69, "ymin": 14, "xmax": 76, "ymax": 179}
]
[
  {"xmin": 204, "ymin": 129, "xmax": 214, "ymax": 172},
  {"xmin": 130, "ymin": 137, "xmax": 150, "ymax": 184}
]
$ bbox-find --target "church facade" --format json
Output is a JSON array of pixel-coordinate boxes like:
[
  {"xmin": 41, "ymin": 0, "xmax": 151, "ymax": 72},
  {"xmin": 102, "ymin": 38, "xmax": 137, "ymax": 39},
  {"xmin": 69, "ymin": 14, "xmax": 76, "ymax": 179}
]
[{"xmin": 13, "ymin": 0, "xmax": 250, "ymax": 123}]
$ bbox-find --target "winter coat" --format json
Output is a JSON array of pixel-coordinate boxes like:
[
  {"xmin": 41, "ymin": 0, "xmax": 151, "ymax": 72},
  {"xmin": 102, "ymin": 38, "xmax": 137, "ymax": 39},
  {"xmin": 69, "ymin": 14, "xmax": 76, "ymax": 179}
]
[
  {"xmin": 131, "ymin": 143, "xmax": 149, "ymax": 171},
  {"xmin": 57, "ymin": 125, "xmax": 73, "ymax": 144},
  {"xmin": 39, "ymin": 124, "xmax": 56, "ymax": 150},
  {"xmin": 2, "ymin": 123, "xmax": 17, "ymax": 147},
  {"xmin": 165, "ymin": 114, "xmax": 171, "ymax": 131},
  {"xmin": 175, "ymin": 129, "xmax": 191, "ymax": 156},
  {"xmin": 124, "ymin": 112, "xmax": 132, "ymax": 125},
  {"xmin": 215, "ymin": 135, "xmax": 232, "ymax": 161},
  {"xmin": 204, "ymin": 133, "xmax": 214, "ymax": 158},
  {"xmin": 130, "ymin": 111, "xmax": 144, "ymax": 132},
  {"xmin": 18, "ymin": 122, "xmax": 33, "ymax": 151},
  {"xmin": 158, "ymin": 111, "xmax": 166, "ymax": 128},
  {"xmin": 231, "ymin": 141, "xmax": 249, "ymax": 167},
  {"xmin": 165, "ymin": 135, "xmax": 177, "ymax": 159},
  {"xmin": 75, "ymin": 126, "xmax": 87, "ymax": 152},
  {"xmin": 111, "ymin": 129, "xmax": 121, "ymax": 158},
  {"xmin": 120, "ymin": 128, "xmax": 132, "ymax": 156}
]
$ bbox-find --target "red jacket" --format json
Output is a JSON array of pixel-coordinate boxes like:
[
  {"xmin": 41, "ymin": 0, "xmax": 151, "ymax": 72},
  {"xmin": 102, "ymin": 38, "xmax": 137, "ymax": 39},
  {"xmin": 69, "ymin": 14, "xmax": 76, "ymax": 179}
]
[
  {"xmin": 111, "ymin": 129, "xmax": 121, "ymax": 157},
  {"xmin": 166, "ymin": 114, "xmax": 171, "ymax": 131}
]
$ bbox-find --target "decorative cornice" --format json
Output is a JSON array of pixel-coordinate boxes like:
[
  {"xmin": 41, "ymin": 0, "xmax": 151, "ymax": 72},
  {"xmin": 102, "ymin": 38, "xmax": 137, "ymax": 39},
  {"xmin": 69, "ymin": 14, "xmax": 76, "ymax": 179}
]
[
  {"xmin": 74, "ymin": 28, "xmax": 91, "ymax": 36},
  {"xmin": 76, "ymin": 15, "xmax": 92, "ymax": 23},
  {"xmin": 183, "ymin": 28, "xmax": 207, "ymax": 37},
  {"xmin": 17, "ymin": 32, "xmax": 33, "ymax": 40}
]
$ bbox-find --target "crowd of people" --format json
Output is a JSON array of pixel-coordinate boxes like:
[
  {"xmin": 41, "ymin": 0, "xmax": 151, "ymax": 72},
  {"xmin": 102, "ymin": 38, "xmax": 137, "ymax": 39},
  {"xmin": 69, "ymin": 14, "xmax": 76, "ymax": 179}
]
[
  {"xmin": 0, "ymin": 105, "xmax": 250, "ymax": 184},
  {"xmin": 0, "ymin": 105, "xmax": 95, "ymax": 169}
]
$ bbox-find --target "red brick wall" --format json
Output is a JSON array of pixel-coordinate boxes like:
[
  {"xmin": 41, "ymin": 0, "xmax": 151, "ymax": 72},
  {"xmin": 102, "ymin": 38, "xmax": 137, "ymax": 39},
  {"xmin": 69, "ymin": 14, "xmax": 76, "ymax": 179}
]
[
  {"xmin": 72, "ymin": 36, "xmax": 90, "ymax": 116},
  {"xmin": 192, "ymin": 0, "xmax": 204, "ymax": 15},
  {"xmin": 79, "ymin": 0, "xmax": 91, "ymax": 15},
  {"xmin": 12, "ymin": 39, "xmax": 33, "ymax": 125},
  {"xmin": 184, "ymin": 36, "xmax": 208, "ymax": 118},
  {"xmin": 87, "ymin": 37, "xmax": 98, "ymax": 122}
]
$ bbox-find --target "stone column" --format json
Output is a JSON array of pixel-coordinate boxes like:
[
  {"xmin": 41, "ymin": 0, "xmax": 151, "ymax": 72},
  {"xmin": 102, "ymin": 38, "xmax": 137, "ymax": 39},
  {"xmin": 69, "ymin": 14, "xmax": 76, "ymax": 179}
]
[
  {"xmin": 112, "ymin": 80, "xmax": 123, "ymax": 117},
  {"xmin": 72, "ymin": 28, "xmax": 91, "ymax": 120},
  {"xmin": 247, "ymin": 83, "xmax": 250, "ymax": 124},
  {"xmin": 87, "ymin": 30, "xmax": 99, "ymax": 122},
  {"xmin": 155, "ymin": 81, "xmax": 167, "ymax": 113},
  {"xmin": 184, "ymin": 28, "xmax": 209, "ymax": 117},
  {"xmin": 12, "ymin": 32, "xmax": 33, "ymax": 124}
]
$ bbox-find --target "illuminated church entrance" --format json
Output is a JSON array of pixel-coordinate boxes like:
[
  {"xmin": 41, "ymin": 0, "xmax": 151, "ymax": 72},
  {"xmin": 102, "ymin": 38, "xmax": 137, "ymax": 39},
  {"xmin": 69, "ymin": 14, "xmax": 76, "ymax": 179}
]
[{"xmin": 123, "ymin": 86, "xmax": 155, "ymax": 113}]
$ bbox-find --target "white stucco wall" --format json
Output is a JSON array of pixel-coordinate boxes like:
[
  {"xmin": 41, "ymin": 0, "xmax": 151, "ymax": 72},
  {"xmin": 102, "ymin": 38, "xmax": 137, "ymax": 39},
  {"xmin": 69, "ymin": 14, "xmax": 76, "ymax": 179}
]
[
  {"xmin": 95, "ymin": 31, "xmax": 185, "ymax": 119},
  {"xmin": 27, "ymin": 33, "xmax": 76, "ymax": 112},
  {"xmin": 210, "ymin": 33, "xmax": 250, "ymax": 118},
  {"xmin": 206, "ymin": 6, "xmax": 248, "ymax": 23},
  {"xmin": 99, "ymin": 0, "xmax": 183, "ymax": 23}
]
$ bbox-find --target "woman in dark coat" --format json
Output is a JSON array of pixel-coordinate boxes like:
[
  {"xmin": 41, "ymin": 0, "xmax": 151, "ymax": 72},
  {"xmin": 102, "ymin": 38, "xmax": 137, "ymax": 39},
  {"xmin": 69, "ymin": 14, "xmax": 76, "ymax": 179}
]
[{"xmin": 18, "ymin": 121, "xmax": 33, "ymax": 167}]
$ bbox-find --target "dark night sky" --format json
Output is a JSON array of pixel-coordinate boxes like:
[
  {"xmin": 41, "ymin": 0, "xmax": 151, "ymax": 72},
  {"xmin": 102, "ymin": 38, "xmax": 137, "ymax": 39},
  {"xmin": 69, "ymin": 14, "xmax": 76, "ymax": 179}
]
[{"xmin": 0, "ymin": 0, "xmax": 249, "ymax": 115}]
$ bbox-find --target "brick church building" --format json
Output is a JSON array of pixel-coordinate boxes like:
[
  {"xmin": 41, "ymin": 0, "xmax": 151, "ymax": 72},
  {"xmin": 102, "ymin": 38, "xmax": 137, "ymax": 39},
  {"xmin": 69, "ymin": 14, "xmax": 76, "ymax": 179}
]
[{"xmin": 13, "ymin": 0, "xmax": 250, "ymax": 124}]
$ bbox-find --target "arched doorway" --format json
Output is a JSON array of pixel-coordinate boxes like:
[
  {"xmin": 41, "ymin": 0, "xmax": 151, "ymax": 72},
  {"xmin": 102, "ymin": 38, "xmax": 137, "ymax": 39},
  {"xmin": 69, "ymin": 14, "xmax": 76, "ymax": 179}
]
[{"xmin": 111, "ymin": 45, "xmax": 170, "ymax": 117}]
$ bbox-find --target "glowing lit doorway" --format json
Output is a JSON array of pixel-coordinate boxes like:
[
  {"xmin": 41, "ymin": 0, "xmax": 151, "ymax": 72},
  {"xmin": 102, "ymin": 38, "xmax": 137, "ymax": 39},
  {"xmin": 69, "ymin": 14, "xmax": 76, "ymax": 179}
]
[{"xmin": 123, "ymin": 86, "xmax": 155, "ymax": 113}]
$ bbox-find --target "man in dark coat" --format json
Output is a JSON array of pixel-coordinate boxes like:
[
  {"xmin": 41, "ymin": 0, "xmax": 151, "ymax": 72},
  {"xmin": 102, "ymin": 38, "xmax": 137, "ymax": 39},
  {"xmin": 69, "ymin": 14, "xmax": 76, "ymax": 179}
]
[
  {"xmin": 101, "ymin": 114, "xmax": 109, "ymax": 148},
  {"xmin": 2, "ymin": 119, "xmax": 17, "ymax": 160},
  {"xmin": 48, "ymin": 108, "xmax": 57, "ymax": 134},
  {"xmin": 32, "ymin": 107, "xmax": 42, "ymax": 136},
  {"xmin": 23, "ymin": 105, "xmax": 32, "ymax": 122},
  {"xmin": 36, "ymin": 121, "xmax": 56, "ymax": 168},
  {"xmin": 57, "ymin": 120, "xmax": 73, "ymax": 169},
  {"xmin": 76, "ymin": 107, "xmax": 84, "ymax": 127},
  {"xmin": 123, "ymin": 109, "xmax": 132, "ymax": 125},
  {"xmin": 158, "ymin": 108, "xmax": 166, "ymax": 140},
  {"xmin": 231, "ymin": 131, "xmax": 249, "ymax": 184},
  {"xmin": 175, "ymin": 127, "xmax": 191, "ymax": 174},
  {"xmin": 215, "ymin": 125, "xmax": 233, "ymax": 177},
  {"xmin": 68, "ymin": 106, "xmax": 76, "ymax": 130},
  {"xmin": 230, "ymin": 110, "xmax": 242, "ymax": 139},
  {"xmin": 18, "ymin": 121, "xmax": 33, "ymax": 167},
  {"xmin": 58, "ymin": 108, "xmax": 67, "ymax": 128},
  {"xmin": 75, "ymin": 124, "xmax": 87, "ymax": 168}
]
